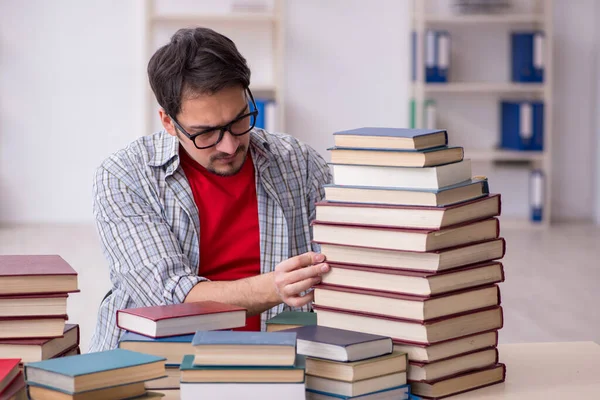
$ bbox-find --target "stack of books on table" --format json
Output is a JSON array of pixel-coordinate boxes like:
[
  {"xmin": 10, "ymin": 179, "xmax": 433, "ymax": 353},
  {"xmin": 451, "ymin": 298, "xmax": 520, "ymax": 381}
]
[
  {"xmin": 23, "ymin": 348, "xmax": 166, "ymax": 399},
  {"xmin": 281, "ymin": 325, "xmax": 409, "ymax": 399},
  {"xmin": 180, "ymin": 331, "xmax": 306, "ymax": 399},
  {"xmin": 0, "ymin": 255, "xmax": 80, "ymax": 395},
  {"xmin": 117, "ymin": 301, "xmax": 247, "ymax": 398},
  {"xmin": 313, "ymin": 127, "xmax": 506, "ymax": 399}
]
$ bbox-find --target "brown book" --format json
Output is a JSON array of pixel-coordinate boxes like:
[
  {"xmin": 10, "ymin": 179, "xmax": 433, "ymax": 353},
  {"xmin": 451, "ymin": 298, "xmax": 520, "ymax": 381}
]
[
  {"xmin": 0, "ymin": 293, "xmax": 68, "ymax": 318},
  {"xmin": 315, "ymin": 195, "xmax": 500, "ymax": 229},
  {"xmin": 316, "ymin": 239, "xmax": 505, "ymax": 272},
  {"xmin": 408, "ymin": 348, "xmax": 499, "ymax": 382},
  {"xmin": 319, "ymin": 262, "xmax": 504, "ymax": 297},
  {"xmin": 314, "ymin": 284, "xmax": 501, "ymax": 321},
  {"xmin": 410, "ymin": 363, "xmax": 506, "ymax": 399},
  {"xmin": 314, "ymin": 305, "xmax": 503, "ymax": 346},
  {"xmin": 312, "ymin": 218, "xmax": 500, "ymax": 252},
  {"xmin": 0, "ymin": 315, "xmax": 67, "ymax": 339},
  {"xmin": 393, "ymin": 331, "xmax": 499, "ymax": 363},
  {"xmin": 0, "ymin": 256, "xmax": 78, "ymax": 295},
  {"xmin": 0, "ymin": 324, "xmax": 79, "ymax": 363},
  {"xmin": 328, "ymin": 146, "xmax": 464, "ymax": 167},
  {"xmin": 27, "ymin": 381, "xmax": 146, "ymax": 400}
]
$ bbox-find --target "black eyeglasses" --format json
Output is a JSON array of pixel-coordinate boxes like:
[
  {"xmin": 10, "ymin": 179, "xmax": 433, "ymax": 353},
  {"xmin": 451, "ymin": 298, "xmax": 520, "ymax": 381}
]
[{"xmin": 170, "ymin": 88, "xmax": 259, "ymax": 150}]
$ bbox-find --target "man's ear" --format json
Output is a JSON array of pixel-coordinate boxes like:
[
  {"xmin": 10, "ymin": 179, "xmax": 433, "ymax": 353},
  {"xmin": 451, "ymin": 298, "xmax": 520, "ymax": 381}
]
[{"xmin": 159, "ymin": 109, "xmax": 177, "ymax": 137}]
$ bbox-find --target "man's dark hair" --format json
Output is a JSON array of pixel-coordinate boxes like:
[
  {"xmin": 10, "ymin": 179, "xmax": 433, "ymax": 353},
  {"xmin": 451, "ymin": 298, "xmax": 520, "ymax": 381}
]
[{"xmin": 147, "ymin": 27, "xmax": 251, "ymax": 117}]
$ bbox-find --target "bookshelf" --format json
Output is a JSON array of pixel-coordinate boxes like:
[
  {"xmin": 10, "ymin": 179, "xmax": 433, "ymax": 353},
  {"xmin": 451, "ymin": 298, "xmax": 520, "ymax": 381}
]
[
  {"xmin": 141, "ymin": 0, "xmax": 286, "ymax": 136},
  {"xmin": 410, "ymin": 0, "xmax": 553, "ymax": 229}
]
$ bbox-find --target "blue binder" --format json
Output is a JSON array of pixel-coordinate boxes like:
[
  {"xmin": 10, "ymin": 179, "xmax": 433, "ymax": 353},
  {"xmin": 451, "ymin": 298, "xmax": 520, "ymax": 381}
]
[
  {"xmin": 425, "ymin": 30, "xmax": 450, "ymax": 83},
  {"xmin": 500, "ymin": 101, "xmax": 544, "ymax": 151},
  {"xmin": 511, "ymin": 32, "xmax": 544, "ymax": 82}
]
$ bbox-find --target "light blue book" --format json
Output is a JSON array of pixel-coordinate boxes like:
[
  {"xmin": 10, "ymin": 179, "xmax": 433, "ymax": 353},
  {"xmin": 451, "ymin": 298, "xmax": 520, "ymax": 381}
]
[
  {"xmin": 333, "ymin": 127, "xmax": 448, "ymax": 151},
  {"xmin": 119, "ymin": 331, "xmax": 195, "ymax": 367},
  {"xmin": 24, "ymin": 349, "xmax": 166, "ymax": 394},
  {"xmin": 306, "ymin": 384, "xmax": 410, "ymax": 399}
]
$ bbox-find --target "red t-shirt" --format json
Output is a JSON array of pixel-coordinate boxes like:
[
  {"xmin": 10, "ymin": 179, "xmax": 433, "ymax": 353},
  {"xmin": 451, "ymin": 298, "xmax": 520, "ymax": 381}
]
[{"xmin": 179, "ymin": 147, "xmax": 261, "ymax": 331}]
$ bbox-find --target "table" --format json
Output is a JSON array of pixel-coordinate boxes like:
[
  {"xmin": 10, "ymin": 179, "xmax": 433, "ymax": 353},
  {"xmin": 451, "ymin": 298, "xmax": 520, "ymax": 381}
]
[{"xmin": 454, "ymin": 341, "xmax": 600, "ymax": 399}]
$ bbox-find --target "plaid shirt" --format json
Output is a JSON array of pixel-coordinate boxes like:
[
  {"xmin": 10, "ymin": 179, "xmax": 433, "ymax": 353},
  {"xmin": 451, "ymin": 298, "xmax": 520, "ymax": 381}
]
[{"xmin": 88, "ymin": 129, "xmax": 331, "ymax": 352}]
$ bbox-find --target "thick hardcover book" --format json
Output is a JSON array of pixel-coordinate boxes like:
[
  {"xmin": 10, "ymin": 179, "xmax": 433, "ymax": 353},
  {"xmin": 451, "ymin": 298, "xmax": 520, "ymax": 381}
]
[
  {"xmin": 333, "ymin": 128, "xmax": 448, "ymax": 150},
  {"xmin": 0, "ymin": 255, "xmax": 78, "ymax": 295},
  {"xmin": 192, "ymin": 331, "xmax": 296, "ymax": 347},
  {"xmin": 328, "ymin": 146, "xmax": 463, "ymax": 168},
  {"xmin": 0, "ymin": 324, "xmax": 79, "ymax": 363}
]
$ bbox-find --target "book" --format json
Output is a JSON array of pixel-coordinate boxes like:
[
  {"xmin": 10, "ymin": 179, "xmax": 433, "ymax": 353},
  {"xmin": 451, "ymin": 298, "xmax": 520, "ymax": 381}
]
[
  {"xmin": 24, "ymin": 349, "xmax": 166, "ymax": 394},
  {"xmin": 314, "ymin": 284, "xmax": 501, "ymax": 321},
  {"xmin": 266, "ymin": 311, "xmax": 317, "ymax": 332},
  {"xmin": 119, "ymin": 331, "xmax": 194, "ymax": 366},
  {"xmin": 332, "ymin": 128, "xmax": 447, "ymax": 150},
  {"xmin": 27, "ymin": 381, "xmax": 147, "ymax": 400},
  {"xmin": 315, "ymin": 195, "xmax": 500, "ymax": 230},
  {"xmin": 312, "ymin": 218, "xmax": 499, "ymax": 252},
  {"xmin": 0, "ymin": 315, "xmax": 67, "ymax": 339},
  {"xmin": 425, "ymin": 30, "xmax": 450, "ymax": 83},
  {"xmin": 0, "ymin": 255, "xmax": 78, "ymax": 295},
  {"xmin": 277, "ymin": 325, "xmax": 392, "ymax": 362},
  {"xmin": 191, "ymin": 331, "xmax": 296, "ymax": 366},
  {"xmin": 116, "ymin": 301, "xmax": 247, "ymax": 338},
  {"xmin": 328, "ymin": 146, "xmax": 463, "ymax": 168},
  {"xmin": 0, "ymin": 324, "xmax": 79, "ymax": 363},
  {"xmin": 0, "ymin": 372, "xmax": 25, "ymax": 400},
  {"xmin": 306, "ymin": 384, "xmax": 409, "ymax": 400},
  {"xmin": 180, "ymin": 382, "xmax": 306, "ymax": 400},
  {"xmin": 393, "ymin": 331, "xmax": 498, "ymax": 363},
  {"xmin": 408, "ymin": 348, "xmax": 498, "ymax": 382},
  {"xmin": 410, "ymin": 363, "xmax": 506, "ymax": 399},
  {"xmin": 330, "ymin": 160, "xmax": 471, "ymax": 190},
  {"xmin": 314, "ymin": 306, "xmax": 504, "ymax": 345},
  {"xmin": 306, "ymin": 372, "xmax": 407, "ymax": 398},
  {"xmin": 180, "ymin": 354, "xmax": 305, "ymax": 383},
  {"xmin": 0, "ymin": 359, "xmax": 20, "ymax": 394},
  {"xmin": 144, "ymin": 366, "xmax": 180, "ymax": 390},
  {"xmin": 323, "ymin": 177, "xmax": 489, "ymax": 207},
  {"xmin": 316, "ymin": 238, "xmax": 505, "ymax": 272},
  {"xmin": 305, "ymin": 351, "xmax": 407, "ymax": 382},
  {"xmin": 511, "ymin": 31, "xmax": 544, "ymax": 82},
  {"xmin": 0, "ymin": 293, "xmax": 68, "ymax": 317},
  {"xmin": 501, "ymin": 101, "xmax": 544, "ymax": 151}
]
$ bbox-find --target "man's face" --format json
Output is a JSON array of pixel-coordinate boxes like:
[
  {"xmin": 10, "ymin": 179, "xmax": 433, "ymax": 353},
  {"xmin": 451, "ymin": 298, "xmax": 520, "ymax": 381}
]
[{"xmin": 160, "ymin": 85, "xmax": 251, "ymax": 176}]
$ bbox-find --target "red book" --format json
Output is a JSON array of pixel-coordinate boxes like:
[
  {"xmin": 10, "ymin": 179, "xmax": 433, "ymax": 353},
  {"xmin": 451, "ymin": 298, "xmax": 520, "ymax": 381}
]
[
  {"xmin": 0, "ymin": 255, "xmax": 78, "ymax": 295},
  {"xmin": 0, "ymin": 293, "xmax": 68, "ymax": 318},
  {"xmin": 0, "ymin": 324, "xmax": 79, "ymax": 363},
  {"xmin": 0, "ymin": 359, "xmax": 20, "ymax": 394},
  {"xmin": 117, "ymin": 301, "xmax": 247, "ymax": 338},
  {"xmin": 0, "ymin": 315, "xmax": 67, "ymax": 340}
]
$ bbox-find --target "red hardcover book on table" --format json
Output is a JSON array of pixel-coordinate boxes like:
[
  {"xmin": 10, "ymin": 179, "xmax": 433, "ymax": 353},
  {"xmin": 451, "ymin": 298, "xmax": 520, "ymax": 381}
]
[
  {"xmin": 117, "ymin": 301, "xmax": 247, "ymax": 338},
  {"xmin": 0, "ymin": 359, "xmax": 20, "ymax": 394},
  {"xmin": 0, "ymin": 255, "xmax": 78, "ymax": 295}
]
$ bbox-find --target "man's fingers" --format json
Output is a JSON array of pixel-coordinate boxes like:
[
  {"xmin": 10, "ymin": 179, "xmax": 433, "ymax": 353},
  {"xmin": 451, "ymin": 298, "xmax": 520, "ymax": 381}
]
[
  {"xmin": 275, "ymin": 252, "xmax": 326, "ymax": 273},
  {"xmin": 285, "ymin": 291, "xmax": 315, "ymax": 308},
  {"xmin": 283, "ymin": 276, "xmax": 321, "ymax": 298},
  {"xmin": 284, "ymin": 262, "xmax": 329, "ymax": 285}
]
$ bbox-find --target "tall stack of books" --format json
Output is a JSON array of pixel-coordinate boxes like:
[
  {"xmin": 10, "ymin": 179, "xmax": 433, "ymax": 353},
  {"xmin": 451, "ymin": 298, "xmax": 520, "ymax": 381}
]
[
  {"xmin": 280, "ymin": 325, "xmax": 409, "ymax": 399},
  {"xmin": 180, "ymin": 331, "xmax": 306, "ymax": 399},
  {"xmin": 23, "ymin": 348, "xmax": 166, "ymax": 399},
  {"xmin": 312, "ymin": 127, "xmax": 506, "ymax": 399},
  {"xmin": 0, "ymin": 255, "xmax": 80, "ymax": 398},
  {"xmin": 117, "ymin": 301, "xmax": 248, "ymax": 398}
]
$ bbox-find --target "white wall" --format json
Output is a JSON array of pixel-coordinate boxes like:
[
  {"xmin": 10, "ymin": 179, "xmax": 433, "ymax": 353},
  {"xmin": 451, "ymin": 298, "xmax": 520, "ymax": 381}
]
[
  {"xmin": 0, "ymin": 0, "xmax": 598, "ymax": 223},
  {"xmin": 595, "ymin": 1, "xmax": 600, "ymax": 225},
  {"xmin": 0, "ymin": 0, "xmax": 145, "ymax": 223}
]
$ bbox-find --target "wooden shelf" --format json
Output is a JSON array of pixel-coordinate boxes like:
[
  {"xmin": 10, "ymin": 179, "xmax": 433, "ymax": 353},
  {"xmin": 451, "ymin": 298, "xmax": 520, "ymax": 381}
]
[
  {"xmin": 416, "ymin": 13, "xmax": 545, "ymax": 25},
  {"xmin": 415, "ymin": 82, "xmax": 545, "ymax": 94},
  {"xmin": 465, "ymin": 149, "xmax": 546, "ymax": 162},
  {"xmin": 151, "ymin": 13, "xmax": 279, "ymax": 24}
]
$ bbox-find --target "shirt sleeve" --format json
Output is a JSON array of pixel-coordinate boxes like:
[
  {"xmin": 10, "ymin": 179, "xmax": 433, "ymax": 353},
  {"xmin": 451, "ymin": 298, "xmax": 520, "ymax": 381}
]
[
  {"xmin": 92, "ymin": 165, "xmax": 208, "ymax": 307},
  {"xmin": 305, "ymin": 145, "xmax": 333, "ymax": 252}
]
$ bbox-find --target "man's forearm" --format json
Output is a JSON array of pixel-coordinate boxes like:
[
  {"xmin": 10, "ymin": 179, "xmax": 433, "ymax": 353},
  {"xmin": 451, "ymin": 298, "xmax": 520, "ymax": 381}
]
[{"xmin": 183, "ymin": 272, "xmax": 281, "ymax": 315}]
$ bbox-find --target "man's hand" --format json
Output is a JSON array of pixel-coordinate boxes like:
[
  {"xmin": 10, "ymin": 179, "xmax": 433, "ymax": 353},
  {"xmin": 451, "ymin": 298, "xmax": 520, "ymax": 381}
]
[{"xmin": 273, "ymin": 252, "xmax": 330, "ymax": 308}]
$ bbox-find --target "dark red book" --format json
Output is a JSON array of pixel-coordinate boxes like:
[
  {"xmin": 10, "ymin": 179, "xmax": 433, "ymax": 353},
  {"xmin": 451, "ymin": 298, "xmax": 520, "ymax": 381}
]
[
  {"xmin": 0, "ymin": 293, "xmax": 68, "ymax": 318},
  {"xmin": 0, "ymin": 255, "xmax": 78, "ymax": 295},
  {"xmin": 314, "ymin": 284, "xmax": 501, "ymax": 322},
  {"xmin": 318, "ymin": 261, "xmax": 505, "ymax": 297},
  {"xmin": 0, "ymin": 372, "xmax": 25, "ymax": 400},
  {"xmin": 117, "ymin": 301, "xmax": 247, "ymax": 338},
  {"xmin": 0, "ymin": 359, "xmax": 20, "ymax": 394},
  {"xmin": 313, "ymin": 304, "xmax": 504, "ymax": 345},
  {"xmin": 312, "ymin": 218, "xmax": 500, "ymax": 252},
  {"xmin": 0, "ymin": 324, "xmax": 79, "ymax": 363},
  {"xmin": 315, "ymin": 194, "xmax": 501, "ymax": 230},
  {"xmin": 0, "ymin": 315, "xmax": 67, "ymax": 340},
  {"xmin": 408, "ymin": 347, "xmax": 499, "ymax": 382}
]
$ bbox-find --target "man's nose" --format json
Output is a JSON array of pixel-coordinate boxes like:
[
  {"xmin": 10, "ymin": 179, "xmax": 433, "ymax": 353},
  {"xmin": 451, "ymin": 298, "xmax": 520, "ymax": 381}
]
[{"xmin": 215, "ymin": 130, "xmax": 239, "ymax": 155}]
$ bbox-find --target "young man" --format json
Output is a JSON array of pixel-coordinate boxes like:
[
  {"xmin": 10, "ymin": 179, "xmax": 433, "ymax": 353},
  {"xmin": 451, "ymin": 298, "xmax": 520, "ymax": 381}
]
[{"xmin": 89, "ymin": 27, "xmax": 331, "ymax": 352}]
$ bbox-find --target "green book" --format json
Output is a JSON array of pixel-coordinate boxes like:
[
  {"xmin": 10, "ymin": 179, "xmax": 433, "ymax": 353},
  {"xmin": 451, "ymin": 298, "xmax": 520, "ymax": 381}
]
[{"xmin": 266, "ymin": 311, "xmax": 317, "ymax": 332}]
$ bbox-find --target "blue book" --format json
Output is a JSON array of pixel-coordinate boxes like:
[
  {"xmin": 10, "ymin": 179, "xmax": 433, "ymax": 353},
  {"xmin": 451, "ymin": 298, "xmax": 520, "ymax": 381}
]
[
  {"xmin": 306, "ymin": 384, "xmax": 410, "ymax": 400},
  {"xmin": 511, "ymin": 32, "xmax": 544, "ymax": 82},
  {"xmin": 425, "ymin": 30, "xmax": 450, "ymax": 83},
  {"xmin": 278, "ymin": 325, "xmax": 392, "ymax": 362},
  {"xmin": 500, "ymin": 101, "xmax": 544, "ymax": 151},
  {"xmin": 254, "ymin": 98, "xmax": 267, "ymax": 129},
  {"xmin": 530, "ymin": 169, "xmax": 544, "ymax": 222},
  {"xmin": 192, "ymin": 331, "xmax": 297, "ymax": 366},
  {"xmin": 333, "ymin": 128, "xmax": 448, "ymax": 150},
  {"xmin": 119, "ymin": 331, "xmax": 194, "ymax": 366},
  {"xmin": 24, "ymin": 349, "xmax": 166, "ymax": 394}
]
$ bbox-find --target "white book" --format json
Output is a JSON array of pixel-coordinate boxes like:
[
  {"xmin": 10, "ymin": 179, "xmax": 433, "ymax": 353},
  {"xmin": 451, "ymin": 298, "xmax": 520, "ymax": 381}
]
[
  {"xmin": 180, "ymin": 382, "xmax": 305, "ymax": 400},
  {"xmin": 330, "ymin": 160, "xmax": 472, "ymax": 190}
]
